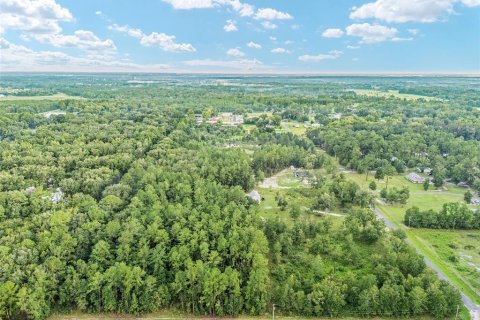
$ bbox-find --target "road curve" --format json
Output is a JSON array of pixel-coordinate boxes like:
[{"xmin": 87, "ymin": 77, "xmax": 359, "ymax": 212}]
[{"xmin": 371, "ymin": 206, "xmax": 480, "ymax": 320}]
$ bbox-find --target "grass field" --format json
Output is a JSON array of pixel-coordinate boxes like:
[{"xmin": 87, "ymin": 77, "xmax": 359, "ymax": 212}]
[
  {"xmin": 351, "ymin": 89, "xmax": 442, "ymax": 101},
  {"xmin": 256, "ymin": 168, "xmax": 313, "ymax": 223},
  {"xmin": 0, "ymin": 93, "xmax": 83, "ymax": 100},
  {"xmin": 256, "ymin": 168, "xmax": 344, "ymax": 228},
  {"xmin": 278, "ymin": 120, "xmax": 307, "ymax": 135},
  {"xmin": 345, "ymin": 171, "xmax": 480, "ymax": 306}
]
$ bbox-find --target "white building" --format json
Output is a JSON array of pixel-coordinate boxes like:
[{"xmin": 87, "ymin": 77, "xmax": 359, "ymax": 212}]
[
  {"xmin": 51, "ymin": 188, "xmax": 65, "ymax": 203},
  {"xmin": 247, "ymin": 190, "xmax": 261, "ymax": 203}
]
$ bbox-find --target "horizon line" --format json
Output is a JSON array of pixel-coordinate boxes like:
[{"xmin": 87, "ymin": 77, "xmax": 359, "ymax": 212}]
[{"xmin": 1, "ymin": 70, "xmax": 480, "ymax": 77}]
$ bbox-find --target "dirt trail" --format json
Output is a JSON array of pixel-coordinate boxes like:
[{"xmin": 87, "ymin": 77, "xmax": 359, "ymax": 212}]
[{"xmin": 258, "ymin": 169, "xmax": 291, "ymax": 189}]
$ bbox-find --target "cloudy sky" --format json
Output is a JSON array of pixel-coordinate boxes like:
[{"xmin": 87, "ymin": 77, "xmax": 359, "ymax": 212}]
[{"xmin": 0, "ymin": 0, "xmax": 479, "ymax": 73}]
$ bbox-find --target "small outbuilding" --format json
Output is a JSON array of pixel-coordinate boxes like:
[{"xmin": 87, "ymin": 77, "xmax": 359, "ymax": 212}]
[
  {"xmin": 471, "ymin": 197, "xmax": 480, "ymax": 205},
  {"xmin": 423, "ymin": 168, "xmax": 433, "ymax": 175},
  {"xmin": 406, "ymin": 172, "xmax": 425, "ymax": 184},
  {"xmin": 246, "ymin": 190, "xmax": 261, "ymax": 203}
]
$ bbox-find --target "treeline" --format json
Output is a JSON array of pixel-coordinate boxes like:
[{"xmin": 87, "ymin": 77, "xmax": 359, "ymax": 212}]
[
  {"xmin": 312, "ymin": 174, "xmax": 375, "ymax": 209},
  {"xmin": 264, "ymin": 208, "xmax": 461, "ymax": 318},
  {"xmin": 405, "ymin": 202, "xmax": 480, "ymax": 229},
  {"xmin": 252, "ymin": 144, "xmax": 326, "ymax": 178},
  {"xmin": 380, "ymin": 187, "xmax": 410, "ymax": 204}
]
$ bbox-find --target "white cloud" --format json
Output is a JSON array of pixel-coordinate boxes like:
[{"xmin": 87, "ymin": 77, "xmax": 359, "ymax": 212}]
[
  {"xmin": 322, "ymin": 28, "xmax": 344, "ymax": 38},
  {"xmin": 298, "ymin": 50, "xmax": 343, "ymax": 62},
  {"xmin": 109, "ymin": 24, "xmax": 196, "ymax": 53},
  {"xmin": 349, "ymin": 0, "xmax": 479, "ymax": 23},
  {"xmin": 162, "ymin": 0, "xmax": 297, "ymax": 20},
  {"xmin": 224, "ymin": 19, "xmax": 238, "ymax": 32},
  {"xmin": 346, "ymin": 23, "xmax": 399, "ymax": 43},
  {"xmin": 347, "ymin": 45, "xmax": 360, "ymax": 49},
  {"xmin": 109, "ymin": 24, "xmax": 144, "ymax": 38},
  {"xmin": 352, "ymin": 57, "xmax": 359, "ymax": 61},
  {"xmin": 462, "ymin": 0, "xmax": 480, "ymax": 6},
  {"xmin": 269, "ymin": 36, "xmax": 277, "ymax": 41},
  {"xmin": 0, "ymin": 0, "xmax": 117, "ymax": 54},
  {"xmin": 95, "ymin": 10, "xmax": 102, "ymax": 15},
  {"xmin": 140, "ymin": 32, "xmax": 196, "ymax": 52},
  {"xmin": 162, "ymin": 0, "xmax": 215, "ymax": 9},
  {"xmin": 226, "ymin": 47, "xmax": 245, "ymax": 57},
  {"xmin": 162, "ymin": 0, "xmax": 256, "ymax": 16},
  {"xmin": 247, "ymin": 41, "xmax": 262, "ymax": 49},
  {"xmin": 182, "ymin": 58, "xmax": 263, "ymax": 70},
  {"xmin": 391, "ymin": 36, "xmax": 413, "ymax": 41},
  {"xmin": 0, "ymin": 0, "xmax": 73, "ymax": 34},
  {"xmin": 0, "ymin": 37, "xmax": 170, "ymax": 72},
  {"xmin": 221, "ymin": 0, "xmax": 255, "ymax": 16},
  {"xmin": 271, "ymin": 47, "xmax": 288, "ymax": 53},
  {"xmin": 284, "ymin": 40, "xmax": 294, "ymax": 45},
  {"xmin": 254, "ymin": 8, "xmax": 293, "ymax": 20},
  {"xmin": 408, "ymin": 28, "xmax": 419, "ymax": 35},
  {"xmin": 261, "ymin": 21, "xmax": 277, "ymax": 29},
  {"xmin": 33, "ymin": 30, "xmax": 116, "ymax": 52}
]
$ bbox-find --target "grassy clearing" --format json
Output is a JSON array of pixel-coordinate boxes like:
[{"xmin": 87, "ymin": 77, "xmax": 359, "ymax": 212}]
[
  {"xmin": 345, "ymin": 171, "xmax": 480, "ymax": 305},
  {"xmin": 0, "ymin": 93, "xmax": 83, "ymax": 100},
  {"xmin": 351, "ymin": 89, "xmax": 442, "ymax": 101},
  {"xmin": 256, "ymin": 168, "xmax": 343, "ymax": 226},
  {"xmin": 257, "ymin": 168, "xmax": 311, "ymax": 223},
  {"xmin": 244, "ymin": 113, "xmax": 308, "ymax": 136},
  {"xmin": 279, "ymin": 120, "xmax": 307, "ymax": 136},
  {"xmin": 248, "ymin": 111, "xmax": 273, "ymax": 117}
]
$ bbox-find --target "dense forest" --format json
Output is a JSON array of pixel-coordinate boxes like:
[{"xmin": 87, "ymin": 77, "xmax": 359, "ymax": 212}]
[{"xmin": 1, "ymin": 74, "xmax": 479, "ymax": 319}]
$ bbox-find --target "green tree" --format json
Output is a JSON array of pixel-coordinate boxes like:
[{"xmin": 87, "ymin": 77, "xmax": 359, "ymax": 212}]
[
  {"xmin": 245, "ymin": 254, "xmax": 269, "ymax": 314},
  {"xmin": 290, "ymin": 203, "xmax": 301, "ymax": 219},
  {"xmin": 464, "ymin": 190, "xmax": 473, "ymax": 204},
  {"xmin": 423, "ymin": 179, "xmax": 429, "ymax": 191},
  {"xmin": 0, "ymin": 281, "xmax": 18, "ymax": 319}
]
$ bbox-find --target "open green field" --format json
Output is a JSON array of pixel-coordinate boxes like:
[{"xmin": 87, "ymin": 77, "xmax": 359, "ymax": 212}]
[
  {"xmin": 256, "ymin": 168, "xmax": 312, "ymax": 223},
  {"xmin": 279, "ymin": 120, "xmax": 308, "ymax": 135},
  {"xmin": 346, "ymin": 171, "xmax": 480, "ymax": 305},
  {"xmin": 0, "ymin": 93, "xmax": 83, "ymax": 100},
  {"xmin": 351, "ymin": 89, "xmax": 442, "ymax": 101}
]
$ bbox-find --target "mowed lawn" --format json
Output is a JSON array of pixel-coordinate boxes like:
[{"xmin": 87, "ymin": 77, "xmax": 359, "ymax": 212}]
[
  {"xmin": 346, "ymin": 171, "xmax": 480, "ymax": 305},
  {"xmin": 256, "ymin": 168, "xmax": 344, "ymax": 228}
]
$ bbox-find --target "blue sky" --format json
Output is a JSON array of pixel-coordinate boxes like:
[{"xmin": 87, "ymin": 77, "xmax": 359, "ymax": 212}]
[{"xmin": 0, "ymin": 0, "xmax": 479, "ymax": 73}]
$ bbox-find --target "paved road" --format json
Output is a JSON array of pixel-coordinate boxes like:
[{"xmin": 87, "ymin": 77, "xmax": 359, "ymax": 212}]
[{"xmin": 371, "ymin": 206, "xmax": 480, "ymax": 320}]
